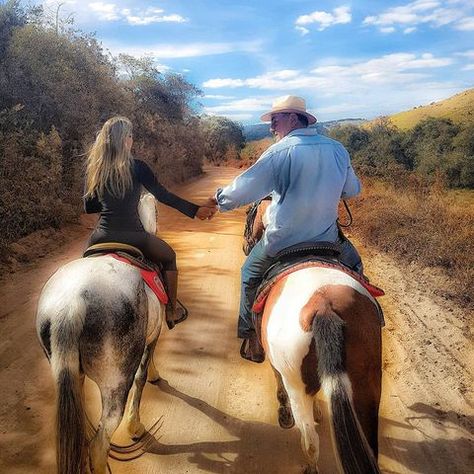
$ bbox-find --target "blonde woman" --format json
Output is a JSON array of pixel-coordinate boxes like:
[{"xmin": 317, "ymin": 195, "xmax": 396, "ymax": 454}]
[{"xmin": 84, "ymin": 116, "xmax": 215, "ymax": 329}]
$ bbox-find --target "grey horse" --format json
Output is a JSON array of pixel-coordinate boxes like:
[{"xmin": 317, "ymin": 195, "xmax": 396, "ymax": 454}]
[{"xmin": 36, "ymin": 192, "xmax": 164, "ymax": 474}]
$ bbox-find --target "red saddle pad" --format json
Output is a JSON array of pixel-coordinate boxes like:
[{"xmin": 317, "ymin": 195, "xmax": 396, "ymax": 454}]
[
  {"xmin": 252, "ymin": 261, "xmax": 384, "ymax": 314},
  {"xmin": 109, "ymin": 253, "xmax": 169, "ymax": 305}
]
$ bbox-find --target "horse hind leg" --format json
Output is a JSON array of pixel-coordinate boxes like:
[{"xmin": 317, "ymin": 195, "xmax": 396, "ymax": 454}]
[
  {"xmin": 147, "ymin": 351, "xmax": 161, "ymax": 384},
  {"xmin": 89, "ymin": 382, "xmax": 130, "ymax": 474},
  {"xmin": 272, "ymin": 367, "xmax": 295, "ymax": 429},
  {"xmin": 285, "ymin": 382, "xmax": 320, "ymax": 473},
  {"xmin": 126, "ymin": 337, "xmax": 159, "ymax": 439}
]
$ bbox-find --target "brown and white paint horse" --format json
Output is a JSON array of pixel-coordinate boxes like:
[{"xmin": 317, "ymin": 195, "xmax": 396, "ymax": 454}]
[
  {"xmin": 244, "ymin": 201, "xmax": 382, "ymax": 474},
  {"xmin": 36, "ymin": 192, "xmax": 164, "ymax": 474}
]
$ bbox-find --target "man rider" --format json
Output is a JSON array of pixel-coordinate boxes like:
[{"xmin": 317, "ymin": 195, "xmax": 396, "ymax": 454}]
[{"xmin": 211, "ymin": 95, "xmax": 363, "ymax": 362}]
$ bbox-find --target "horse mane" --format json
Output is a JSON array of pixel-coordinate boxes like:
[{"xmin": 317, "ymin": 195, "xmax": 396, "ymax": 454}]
[
  {"xmin": 138, "ymin": 191, "xmax": 157, "ymax": 234},
  {"xmin": 244, "ymin": 201, "xmax": 261, "ymax": 248}
]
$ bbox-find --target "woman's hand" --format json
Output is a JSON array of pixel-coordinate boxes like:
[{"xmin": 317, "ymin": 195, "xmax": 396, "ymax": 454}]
[{"xmin": 196, "ymin": 205, "xmax": 217, "ymax": 220}]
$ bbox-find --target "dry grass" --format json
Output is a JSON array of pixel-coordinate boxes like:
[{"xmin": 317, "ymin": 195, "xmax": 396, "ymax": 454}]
[
  {"xmin": 387, "ymin": 88, "xmax": 474, "ymax": 130},
  {"xmin": 349, "ymin": 179, "xmax": 474, "ymax": 307}
]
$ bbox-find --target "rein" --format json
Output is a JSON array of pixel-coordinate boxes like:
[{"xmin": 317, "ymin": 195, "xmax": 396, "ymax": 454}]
[{"xmin": 337, "ymin": 200, "xmax": 353, "ymax": 228}]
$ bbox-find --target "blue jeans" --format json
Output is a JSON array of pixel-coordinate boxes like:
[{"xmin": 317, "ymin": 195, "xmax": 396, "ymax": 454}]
[{"xmin": 237, "ymin": 236, "xmax": 363, "ymax": 339}]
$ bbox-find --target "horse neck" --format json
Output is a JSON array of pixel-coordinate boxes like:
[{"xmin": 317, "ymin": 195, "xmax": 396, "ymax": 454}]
[
  {"xmin": 138, "ymin": 191, "xmax": 157, "ymax": 234},
  {"xmin": 253, "ymin": 201, "xmax": 270, "ymax": 241}
]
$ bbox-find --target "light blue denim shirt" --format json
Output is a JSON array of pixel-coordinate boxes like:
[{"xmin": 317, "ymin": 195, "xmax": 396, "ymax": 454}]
[{"xmin": 216, "ymin": 128, "xmax": 361, "ymax": 257}]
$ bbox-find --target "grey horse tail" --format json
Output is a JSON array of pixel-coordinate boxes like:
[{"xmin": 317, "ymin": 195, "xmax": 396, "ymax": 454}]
[
  {"xmin": 51, "ymin": 304, "xmax": 86, "ymax": 474},
  {"xmin": 313, "ymin": 312, "xmax": 380, "ymax": 474}
]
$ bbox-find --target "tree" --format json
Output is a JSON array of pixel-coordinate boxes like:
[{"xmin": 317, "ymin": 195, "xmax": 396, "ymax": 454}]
[
  {"xmin": 405, "ymin": 117, "xmax": 459, "ymax": 180},
  {"xmin": 201, "ymin": 115, "xmax": 245, "ymax": 163}
]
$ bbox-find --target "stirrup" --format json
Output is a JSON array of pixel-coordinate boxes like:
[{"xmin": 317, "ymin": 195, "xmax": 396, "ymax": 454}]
[
  {"xmin": 165, "ymin": 300, "xmax": 189, "ymax": 330},
  {"xmin": 174, "ymin": 299, "xmax": 189, "ymax": 324},
  {"xmin": 240, "ymin": 336, "xmax": 265, "ymax": 363}
]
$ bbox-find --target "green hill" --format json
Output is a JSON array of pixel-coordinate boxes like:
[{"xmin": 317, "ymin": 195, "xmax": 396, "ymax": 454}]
[{"xmin": 389, "ymin": 88, "xmax": 474, "ymax": 130}]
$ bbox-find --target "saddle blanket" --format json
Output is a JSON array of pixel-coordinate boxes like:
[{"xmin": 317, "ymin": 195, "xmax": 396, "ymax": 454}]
[
  {"xmin": 109, "ymin": 253, "xmax": 169, "ymax": 305},
  {"xmin": 252, "ymin": 260, "xmax": 384, "ymax": 314}
]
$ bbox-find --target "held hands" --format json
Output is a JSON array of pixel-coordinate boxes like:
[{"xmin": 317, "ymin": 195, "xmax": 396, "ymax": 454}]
[
  {"xmin": 196, "ymin": 206, "xmax": 216, "ymax": 220},
  {"xmin": 196, "ymin": 196, "xmax": 218, "ymax": 221},
  {"xmin": 196, "ymin": 197, "xmax": 218, "ymax": 220}
]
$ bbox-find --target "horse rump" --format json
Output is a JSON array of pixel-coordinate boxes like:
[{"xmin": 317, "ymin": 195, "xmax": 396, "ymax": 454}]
[{"xmin": 313, "ymin": 312, "xmax": 380, "ymax": 474}]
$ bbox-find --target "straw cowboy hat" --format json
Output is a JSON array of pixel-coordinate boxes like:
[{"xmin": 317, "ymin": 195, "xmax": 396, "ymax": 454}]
[{"xmin": 260, "ymin": 95, "xmax": 317, "ymax": 124}]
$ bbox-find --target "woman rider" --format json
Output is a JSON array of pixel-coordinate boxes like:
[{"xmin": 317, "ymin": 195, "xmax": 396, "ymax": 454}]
[{"xmin": 83, "ymin": 116, "xmax": 215, "ymax": 329}]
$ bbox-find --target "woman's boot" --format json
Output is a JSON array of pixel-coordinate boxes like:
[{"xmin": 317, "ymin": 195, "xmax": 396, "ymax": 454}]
[{"xmin": 164, "ymin": 270, "xmax": 187, "ymax": 329}]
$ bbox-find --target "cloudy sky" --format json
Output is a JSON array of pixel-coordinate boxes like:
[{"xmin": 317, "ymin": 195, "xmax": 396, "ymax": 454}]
[{"xmin": 32, "ymin": 0, "xmax": 473, "ymax": 123}]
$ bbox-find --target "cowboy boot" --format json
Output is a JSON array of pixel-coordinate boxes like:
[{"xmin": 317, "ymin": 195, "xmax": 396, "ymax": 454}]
[
  {"xmin": 164, "ymin": 270, "xmax": 187, "ymax": 330},
  {"xmin": 240, "ymin": 332, "xmax": 265, "ymax": 363}
]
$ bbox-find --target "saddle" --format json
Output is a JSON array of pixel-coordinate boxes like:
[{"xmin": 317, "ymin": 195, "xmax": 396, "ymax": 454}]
[
  {"xmin": 83, "ymin": 242, "xmax": 169, "ymax": 305},
  {"xmin": 244, "ymin": 242, "xmax": 385, "ymax": 363}
]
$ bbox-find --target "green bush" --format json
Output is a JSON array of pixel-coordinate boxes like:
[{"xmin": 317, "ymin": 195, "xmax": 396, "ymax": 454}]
[{"xmin": 329, "ymin": 117, "xmax": 473, "ymax": 189}]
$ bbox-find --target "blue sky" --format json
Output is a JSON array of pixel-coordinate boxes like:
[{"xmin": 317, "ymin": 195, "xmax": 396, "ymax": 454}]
[{"xmin": 30, "ymin": 0, "xmax": 474, "ymax": 124}]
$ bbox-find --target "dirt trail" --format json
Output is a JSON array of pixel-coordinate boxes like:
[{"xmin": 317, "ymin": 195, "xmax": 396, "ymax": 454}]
[{"xmin": 0, "ymin": 166, "xmax": 472, "ymax": 473}]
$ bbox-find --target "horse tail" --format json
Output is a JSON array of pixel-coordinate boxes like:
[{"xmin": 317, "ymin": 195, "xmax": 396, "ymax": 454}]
[
  {"xmin": 50, "ymin": 299, "xmax": 87, "ymax": 474},
  {"xmin": 313, "ymin": 312, "xmax": 380, "ymax": 474}
]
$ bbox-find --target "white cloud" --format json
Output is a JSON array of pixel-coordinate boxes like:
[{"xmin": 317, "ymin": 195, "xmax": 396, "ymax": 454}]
[
  {"xmin": 202, "ymin": 51, "xmax": 464, "ymax": 120},
  {"xmin": 104, "ymin": 40, "xmax": 261, "ymax": 59},
  {"xmin": 456, "ymin": 17, "xmax": 474, "ymax": 30},
  {"xmin": 296, "ymin": 26, "xmax": 310, "ymax": 36},
  {"xmin": 380, "ymin": 27, "xmax": 396, "ymax": 33},
  {"xmin": 203, "ymin": 97, "xmax": 273, "ymax": 116},
  {"xmin": 203, "ymin": 97, "xmax": 277, "ymax": 121},
  {"xmin": 87, "ymin": 3, "xmax": 187, "ymax": 25},
  {"xmin": 204, "ymin": 94, "xmax": 237, "ymax": 100},
  {"xmin": 404, "ymin": 27, "xmax": 417, "ymax": 33},
  {"xmin": 462, "ymin": 64, "xmax": 474, "ymax": 71},
  {"xmin": 89, "ymin": 2, "xmax": 120, "ymax": 21},
  {"xmin": 362, "ymin": 0, "xmax": 472, "ymax": 33},
  {"xmin": 295, "ymin": 5, "xmax": 351, "ymax": 31},
  {"xmin": 204, "ymin": 52, "xmax": 454, "ymax": 92},
  {"xmin": 456, "ymin": 49, "xmax": 474, "ymax": 59}
]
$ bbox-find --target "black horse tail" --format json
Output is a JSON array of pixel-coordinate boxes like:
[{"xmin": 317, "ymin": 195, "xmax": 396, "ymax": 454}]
[
  {"xmin": 51, "ymin": 306, "xmax": 86, "ymax": 474},
  {"xmin": 313, "ymin": 312, "xmax": 380, "ymax": 474}
]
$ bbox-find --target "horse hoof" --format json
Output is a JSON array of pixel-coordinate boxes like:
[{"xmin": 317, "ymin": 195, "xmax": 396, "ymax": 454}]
[
  {"xmin": 278, "ymin": 406, "xmax": 295, "ymax": 429},
  {"xmin": 129, "ymin": 422, "xmax": 145, "ymax": 440},
  {"xmin": 313, "ymin": 402, "xmax": 323, "ymax": 423},
  {"xmin": 303, "ymin": 465, "xmax": 318, "ymax": 474}
]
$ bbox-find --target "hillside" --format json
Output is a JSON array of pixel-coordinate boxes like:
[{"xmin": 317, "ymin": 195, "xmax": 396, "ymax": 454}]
[
  {"xmin": 389, "ymin": 88, "xmax": 474, "ymax": 130},
  {"xmin": 243, "ymin": 118, "xmax": 366, "ymax": 141}
]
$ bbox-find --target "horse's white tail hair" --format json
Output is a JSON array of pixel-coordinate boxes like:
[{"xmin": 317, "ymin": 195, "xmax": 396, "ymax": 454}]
[
  {"xmin": 313, "ymin": 312, "xmax": 380, "ymax": 474},
  {"xmin": 50, "ymin": 298, "xmax": 87, "ymax": 474}
]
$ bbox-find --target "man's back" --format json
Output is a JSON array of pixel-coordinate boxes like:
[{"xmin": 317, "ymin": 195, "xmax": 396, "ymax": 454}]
[{"xmin": 262, "ymin": 128, "xmax": 360, "ymax": 255}]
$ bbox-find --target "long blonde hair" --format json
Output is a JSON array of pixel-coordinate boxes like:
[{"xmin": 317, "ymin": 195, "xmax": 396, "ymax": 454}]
[{"xmin": 84, "ymin": 116, "xmax": 134, "ymax": 199}]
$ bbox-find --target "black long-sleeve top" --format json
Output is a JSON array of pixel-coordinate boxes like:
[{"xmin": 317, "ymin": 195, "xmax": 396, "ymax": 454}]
[{"xmin": 84, "ymin": 159, "xmax": 199, "ymax": 232}]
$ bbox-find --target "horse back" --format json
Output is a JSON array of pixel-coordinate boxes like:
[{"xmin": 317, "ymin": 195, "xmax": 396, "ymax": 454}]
[
  {"xmin": 262, "ymin": 267, "xmax": 381, "ymax": 380},
  {"xmin": 37, "ymin": 257, "xmax": 149, "ymax": 380}
]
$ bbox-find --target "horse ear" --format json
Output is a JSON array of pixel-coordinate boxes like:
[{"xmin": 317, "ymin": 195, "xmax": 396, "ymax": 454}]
[{"xmin": 138, "ymin": 191, "xmax": 157, "ymax": 234}]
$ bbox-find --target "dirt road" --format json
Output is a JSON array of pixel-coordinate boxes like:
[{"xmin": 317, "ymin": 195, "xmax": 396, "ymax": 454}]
[{"xmin": 0, "ymin": 166, "xmax": 472, "ymax": 473}]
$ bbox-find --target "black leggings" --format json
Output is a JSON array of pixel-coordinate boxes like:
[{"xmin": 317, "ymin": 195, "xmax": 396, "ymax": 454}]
[{"xmin": 88, "ymin": 229, "xmax": 177, "ymax": 271}]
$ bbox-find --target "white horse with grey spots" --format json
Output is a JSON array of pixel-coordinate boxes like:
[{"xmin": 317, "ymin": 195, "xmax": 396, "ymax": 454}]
[{"xmin": 36, "ymin": 192, "xmax": 163, "ymax": 474}]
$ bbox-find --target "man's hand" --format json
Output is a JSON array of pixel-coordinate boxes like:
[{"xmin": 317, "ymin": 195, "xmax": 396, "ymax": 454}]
[{"xmin": 204, "ymin": 196, "xmax": 218, "ymax": 207}]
